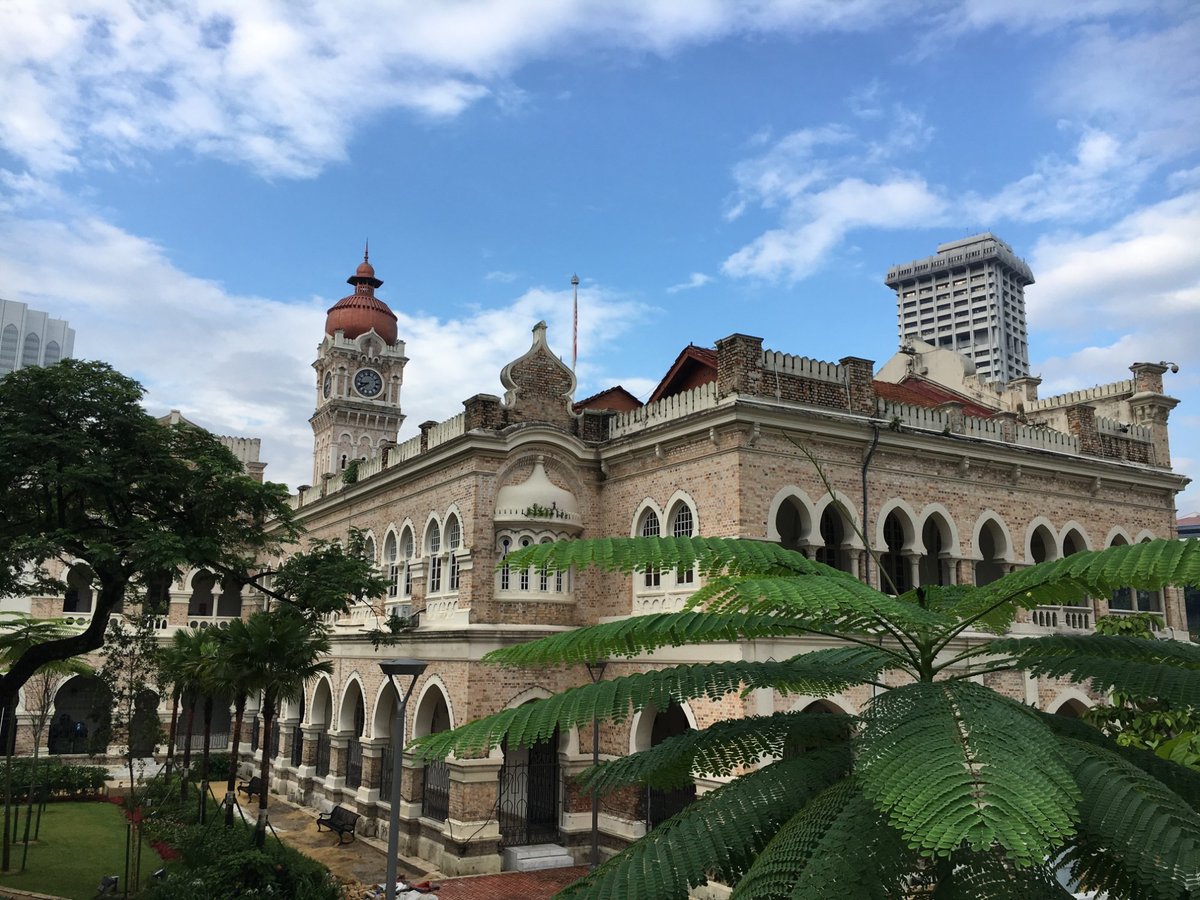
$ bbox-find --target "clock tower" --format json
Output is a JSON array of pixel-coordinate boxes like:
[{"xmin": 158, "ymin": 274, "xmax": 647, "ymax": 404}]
[{"xmin": 310, "ymin": 248, "xmax": 408, "ymax": 484}]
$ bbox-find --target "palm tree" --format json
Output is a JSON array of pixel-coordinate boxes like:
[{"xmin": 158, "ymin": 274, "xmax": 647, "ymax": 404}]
[
  {"xmin": 211, "ymin": 617, "xmax": 273, "ymax": 827},
  {"xmin": 231, "ymin": 609, "xmax": 331, "ymax": 848},
  {"xmin": 415, "ymin": 536, "xmax": 1200, "ymax": 899},
  {"xmin": 163, "ymin": 628, "xmax": 218, "ymax": 802}
]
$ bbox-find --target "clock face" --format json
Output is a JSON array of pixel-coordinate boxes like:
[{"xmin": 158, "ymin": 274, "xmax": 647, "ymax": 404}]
[
  {"xmin": 354, "ymin": 368, "xmax": 383, "ymax": 398},
  {"xmin": 322, "ymin": 372, "xmax": 332, "ymax": 399}
]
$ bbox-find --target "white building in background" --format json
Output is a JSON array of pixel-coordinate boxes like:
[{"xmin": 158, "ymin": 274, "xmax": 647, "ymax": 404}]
[
  {"xmin": 0, "ymin": 298, "xmax": 76, "ymax": 375},
  {"xmin": 885, "ymin": 233, "xmax": 1034, "ymax": 384}
]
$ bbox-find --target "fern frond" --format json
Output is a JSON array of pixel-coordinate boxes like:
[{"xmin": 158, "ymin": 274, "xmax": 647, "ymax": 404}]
[
  {"xmin": 557, "ymin": 749, "xmax": 851, "ymax": 900},
  {"xmin": 856, "ymin": 681, "xmax": 1080, "ymax": 864},
  {"xmin": 688, "ymin": 574, "xmax": 953, "ymax": 632},
  {"xmin": 731, "ymin": 780, "xmax": 915, "ymax": 900},
  {"xmin": 989, "ymin": 634, "xmax": 1200, "ymax": 709},
  {"xmin": 411, "ymin": 647, "xmax": 894, "ymax": 760},
  {"xmin": 961, "ymin": 538, "xmax": 1200, "ymax": 627},
  {"xmin": 504, "ymin": 536, "xmax": 855, "ymax": 580},
  {"xmin": 1058, "ymin": 737, "xmax": 1200, "ymax": 899},
  {"xmin": 1039, "ymin": 710, "xmax": 1200, "ymax": 812},
  {"xmin": 578, "ymin": 711, "xmax": 854, "ymax": 792},
  {"xmin": 929, "ymin": 851, "xmax": 1076, "ymax": 899}
]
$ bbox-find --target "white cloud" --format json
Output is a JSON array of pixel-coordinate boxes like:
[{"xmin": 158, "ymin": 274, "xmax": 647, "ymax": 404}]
[
  {"xmin": 667, "ymin": 272, "xmax": 713, "ymax": 293},
  {"xmin": 485, "ymin": 270, "xmax": 519, "ymax": 283},
  {"xmin": 0, "ymin": 211, "xmax": 652, "ymax": 490}
]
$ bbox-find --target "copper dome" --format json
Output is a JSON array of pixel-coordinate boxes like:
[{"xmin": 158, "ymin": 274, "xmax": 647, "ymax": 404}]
[{"xmin": 324, "ymin": 249, "xmax": 397, "ymax": 344}]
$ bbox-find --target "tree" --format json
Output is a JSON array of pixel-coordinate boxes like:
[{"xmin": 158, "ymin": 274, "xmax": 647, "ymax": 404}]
[
  {"xmin": 160, "ymin": 628, "xmax": 218, "ymax": 804},
  {"xmin": 415, "ymin": 536, "xmax": 1200, "ymax": 899},
  {"xmin": 0, "ymin": 360, "xmax": 298, "ymax": 727},
  {"xmin": 222, "ymin": 609, "xmax": 331, "ymax": 848},
  {"xmin": 92, "ymin": 611, "xmax": 164, "ymax": 806},
  {"xmin": 211, "ymin": 617, "xmax": 273, "ymax": 827}
]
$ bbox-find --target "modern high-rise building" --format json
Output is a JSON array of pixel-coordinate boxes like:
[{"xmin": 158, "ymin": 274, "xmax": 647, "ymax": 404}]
[
  {"xmin": 885, "ymin": 233, "xmax": 1034, "ymax": 383},
  {"xmin": 0, "ymin": 297, "xmax": 75, "ymax": 375}
]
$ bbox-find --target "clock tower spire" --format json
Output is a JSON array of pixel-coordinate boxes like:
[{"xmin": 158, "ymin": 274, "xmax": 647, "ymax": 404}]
[{"xmin": 310, "ymin": 249, "xmax": 408, "ymax": 484}]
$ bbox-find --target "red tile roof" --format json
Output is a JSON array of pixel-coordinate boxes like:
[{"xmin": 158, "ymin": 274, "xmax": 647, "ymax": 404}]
[
  {"xmin": 873, "ymin": 377, "xmax": 998, "ymax": 419},
  {"xmin": 647, "ymin": 344, "xmax": 718, "ymax": 403},
  {"xmin": 573, "ymin": 385, "xmax": 642, "ymax": 412}
]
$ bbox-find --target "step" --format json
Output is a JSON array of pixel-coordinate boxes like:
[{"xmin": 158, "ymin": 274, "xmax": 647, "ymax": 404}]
[{"xmin": 502, "ymin": 843, "xmax": 576, "ymax": 872}]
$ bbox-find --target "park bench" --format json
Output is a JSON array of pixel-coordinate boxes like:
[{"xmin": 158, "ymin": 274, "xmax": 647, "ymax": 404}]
[
  {"xmin": 237, "ymin": 775, "xmax": 263, "ymax": 800},
  {"xmin": 316, "ymin": 804, "xmax": 361, "ymax": 844}
]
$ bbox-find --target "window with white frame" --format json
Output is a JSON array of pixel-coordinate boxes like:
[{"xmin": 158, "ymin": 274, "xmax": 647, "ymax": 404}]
[
  {"xmin": 384, "ymin": 533, "xmax": 398, "ymax": 598},
  {"xmin": 640, "ymin": 510, "xmax": 662, "ymax": 587},
  {"xmin": 427, "ymin": 522, "xmax": 442, "ymax": 594},
  {"xmin": 671, "ymin": 503, "xmax": 695, "ymax": 584},
  {"xmin": 401, "ymin": 529, "xmax": 414, "ymax": 598},
  {"xmin": 447, "ymin": 515, "xmax": 462, "ymax": 591},
  {"xmin": 494, "ymin": 531, "xmax": 573, "ymax": 598}
]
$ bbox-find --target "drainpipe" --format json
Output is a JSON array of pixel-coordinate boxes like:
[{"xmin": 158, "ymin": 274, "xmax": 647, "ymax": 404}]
[{"xmin": 861, "ymin": 423, "xmax": 881, "ymax": 588}]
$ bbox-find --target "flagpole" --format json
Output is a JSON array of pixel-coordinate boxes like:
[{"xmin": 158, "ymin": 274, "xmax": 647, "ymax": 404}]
[{"xmin": 571, "ymin": 273, "xmax": 580, "ymax": 372}]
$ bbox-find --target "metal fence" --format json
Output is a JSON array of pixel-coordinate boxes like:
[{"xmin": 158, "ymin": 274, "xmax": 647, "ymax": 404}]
[
  {"xmin": 290, "ymin": 725, "xmax": 304, "ymax": 767},
  {"xmin": 380, "ymin": 745, "xmax": 393, "ymax": 798},
  {"xmin": 315, "ymin": 734, "xmax": 331, "ymax": 778},
  {"xmin": 345, "ymin": 739, "xmax": 363, "ymax": 789},
  {"xmin": 422, "ymin": 759, "xmax": 449, "ymax": 822}
]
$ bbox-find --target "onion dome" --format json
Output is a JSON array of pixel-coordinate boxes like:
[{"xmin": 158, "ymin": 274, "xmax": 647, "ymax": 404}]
[
  {"xmin": 324, "ymin": 244, "xmax": 398, "ymax": 344},
  {"xmin": 495, "ymin": 455, "xmax": 582, "ymax": 533}
]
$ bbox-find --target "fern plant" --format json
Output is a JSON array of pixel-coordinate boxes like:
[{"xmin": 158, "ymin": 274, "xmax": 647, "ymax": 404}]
[{"xmin": 411, "ymin": 536, "xmax": 1200, "ymax": 899}]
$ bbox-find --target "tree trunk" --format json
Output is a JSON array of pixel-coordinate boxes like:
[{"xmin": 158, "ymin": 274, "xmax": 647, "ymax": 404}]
[
  {"xmin": 199, "ymin": 696, "xmax": 213, "ymax": 823},
  {"xmin": 164, "ymin": 687, "xmax": 180, "ymax": 781},
  {"xmin": 224, "ymin": 694, "xmax": 246, "ymax": 827},
  {"xmin": 178, "ymin": 694, "xmax": 196, "ymax": 802},
  {"xmin": 254, "ymin": 694, "xmax": 274, "ymax": 849},
  {"xmin": 0, "ymin": 694, "xmax": 14, "ymax": 873}
]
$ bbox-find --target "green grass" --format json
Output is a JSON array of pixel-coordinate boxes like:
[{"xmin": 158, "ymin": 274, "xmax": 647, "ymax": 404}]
[{"xmin": 0, "ymin": 800, "xmax": 165, "ymax": 899}]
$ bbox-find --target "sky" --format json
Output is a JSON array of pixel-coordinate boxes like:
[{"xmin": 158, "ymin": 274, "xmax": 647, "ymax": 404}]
[{"xmin": 0, "ymin": 0, "xmax": 1197, "ymax": 514}]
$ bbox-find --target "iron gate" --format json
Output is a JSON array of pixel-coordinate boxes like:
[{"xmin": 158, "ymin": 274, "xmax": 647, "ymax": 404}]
[
  {"xmin": 498, "ymin": 737, "xmax": 560, "ymax": 847},
  {"xmin": 345, "ymin": 739, "xmax": 363, "ymax": 789},
  {"xmin": 422, "ymin": 759, "xmax": 449, "ymax": 822},
  {"xmin": 290, "ymin": 725, "xmax": 304, "ymax": 767},
  {"xmin": 315, "ymin": 734, "xmax": 331, "ymax": 777}
]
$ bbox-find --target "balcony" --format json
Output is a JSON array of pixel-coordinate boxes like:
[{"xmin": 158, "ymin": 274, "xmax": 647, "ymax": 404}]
[{"xmin": 1029, "ymin": 605, "xmax": 1093, "ymax": 632}]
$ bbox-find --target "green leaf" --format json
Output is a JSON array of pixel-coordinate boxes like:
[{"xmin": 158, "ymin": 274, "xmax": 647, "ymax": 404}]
[
  {"xmin": 557, "ymin": 750, "xmax": 851, "ymax": 900},
  {"xmin": 411, "ymin": 647, "xmax": 895, "ymax": 760},
  {"xmin": 1059, "ymin": 737, "xmax": 1200, "ymax": 899},
  {"xmin": 991, "ymin": 634, "xmax": 1200, "ymax": 710},
  {"xmin": 732, "ymin": 780, "xmax": 916, "ymax": 900},
  {"xmin": 578, "ymin": 711, "xmax": 855, "ymax": 792},
  {"xmin": 856, "ymin": 681, "xmax": 1080, "ymax": 864},
  {"xmin": 930, "ymin": 852, "xmax": 1076, "ymax": 899}
]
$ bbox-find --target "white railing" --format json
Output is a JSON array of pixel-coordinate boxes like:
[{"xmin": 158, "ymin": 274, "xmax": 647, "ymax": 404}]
[
  {"xmin": 1025, "ymin": 380, "xmax": 1134, "ymax": 413},
  {"xmin": 760, "ymin": 350, "xmax": 844, "ymax": 384},
  {"xmin": 609, "ymin": 382, "xmax": 720, "ymax": 438},
  {"xmin": 1031, "ymin": 605, "xmax": 1093, "ymax": 631},
  {"xmin": 1096, "ymin": 416, "xmax": 1153, "ymax": 442},
  {"xmin": 394, "ymin": 434, "xmax": 423, "ymax": 462},
  {"xmin": 963, "ymin": 416, "xmax": 1001, "ymax": 438},
  {"xmin": 1015, "ymin": 424, "xmax": 1079, "ymax": 453},
  {"xmin": 427, "ymin": 413, "xmax": 465, "ymax": 449}
]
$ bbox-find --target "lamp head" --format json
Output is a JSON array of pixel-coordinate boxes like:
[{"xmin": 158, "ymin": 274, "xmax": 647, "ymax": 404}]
[{"xmin": 379, "ymin": 658, "xmax": 428, "ymax": 679}]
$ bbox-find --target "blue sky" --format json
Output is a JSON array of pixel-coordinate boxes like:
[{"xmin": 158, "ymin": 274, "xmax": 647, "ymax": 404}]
[{"xmin": 0, "ymin": 1, "xmax": 1197, "ymax": 514}]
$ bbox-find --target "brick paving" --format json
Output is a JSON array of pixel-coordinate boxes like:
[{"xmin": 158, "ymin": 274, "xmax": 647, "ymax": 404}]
[{"xmin": 435, "ymin": 867, "xmax": 589, "ymax": 900}]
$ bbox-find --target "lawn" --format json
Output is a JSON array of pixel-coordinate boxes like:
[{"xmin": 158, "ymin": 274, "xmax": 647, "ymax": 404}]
[{"xmin": 0, "ymin": 800, "xmax": 165, "ymax": 899}]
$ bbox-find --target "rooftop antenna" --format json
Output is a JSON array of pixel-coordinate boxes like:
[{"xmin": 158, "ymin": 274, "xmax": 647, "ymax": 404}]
[{"xmin": 571, "ymin": 273, "xmax": 580, "ymax": 372}]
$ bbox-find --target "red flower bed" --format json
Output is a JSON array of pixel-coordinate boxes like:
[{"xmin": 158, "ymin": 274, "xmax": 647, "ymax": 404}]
[{"xmin": 150, "ymin": 839, "xmax": 180, "ymax": 861}]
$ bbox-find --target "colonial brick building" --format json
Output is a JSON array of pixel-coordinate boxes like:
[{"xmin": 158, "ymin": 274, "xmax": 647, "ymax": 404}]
[{"xmin": 6, "ymin": 250, "xmax": 1189, "ymax": 877}]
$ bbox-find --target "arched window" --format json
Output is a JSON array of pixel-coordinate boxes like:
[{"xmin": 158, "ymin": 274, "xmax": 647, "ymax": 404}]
[
  {"xmin": 1029, "ymin": 525, "xmax": 1055, "ymax": 565},
  {"xmin": 363, "ymin": 535, "xmax": 376, "ymax": 568},
  {"xmin": 401, "ymin": 529, "xmax": 414, "ymax": 597},
  {"xmin": 20, "ymin": 332, "xmax": 39, "ymax": 368},
  {"xmin": 446, "ymin": 515, "xmax": 461, "ymax": 592},
  {"xmin": 975, "ymin": 520, "xmax": 1007, "ymax": 586},
  {"xmin": 43, "ymin": 340, "xmax": 61, "ymax": 365},
  {"xmin": 427, "ymin": 522, "xmax": 442, "ymax": 594},
  {"xmin": 880, "ymin": 511, "xmax": 911, "ymax": 594},
  {"xmin": 0, "ymin": 324, "xmax": 17, "ymax": 374},
  {"xmin": 640, "ymin": 510, "xmax": 661, "ymax": 588},
  {"xmin": 499, "ymin": 536, "xmax": 512, "ymax": 591},
  {"xmin": 670, "ymin": 503, "xmax": 695, "ymax": 585},
  {"xmin": 518, "ymin": 536, "xmax": 532, "ymax": 590},
  {"xmin": 63, "ymin": 565, "xmax": 94, "ymax": 613},
  {"xmin": 188, "ymin": 571, "xmax": 217, "ymax": 617},
  {"xmin": 919, "ymin": 517, "xmax": 951, "ymax": 586},
  {"xmin": 775, "ymin": 497, "xmax": 809, "ymax": 553},
  {"xmin": 384, "ymin": 533, "xmax": 398, "ymax": 598},
  {"xmin": 816, "ymin": 506, "xmax": 851, "ymax": 573}
]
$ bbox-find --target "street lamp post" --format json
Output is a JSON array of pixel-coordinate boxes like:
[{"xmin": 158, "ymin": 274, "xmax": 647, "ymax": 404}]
[
  {"xmin": 584, "ymin": 660, "xmax": 607, "ymax": 870},
  {"xmin": 380, "ymin": 659, "xmax": 427, "ymax": 900}
]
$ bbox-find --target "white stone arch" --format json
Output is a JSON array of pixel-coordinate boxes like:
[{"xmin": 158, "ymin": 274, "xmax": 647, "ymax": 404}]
[
  {"xmin": 791, "ymin": 696, "xmax": 855, "ymax": 715},
  {"xmin": 1045, "ymin": 687, "xmax": 1094, "ymax": 716},
  {"xmin": 1134, "ymin": 528, "xmax": 1158, "ymax": 543},
  {"xmin": 1104, "ymin": 526, "xmax": 1134, "ymax": 547},
  {"xmin": 765, "ymin": 486, "xmax": 818, "ymax": 546},
  {"xmin": 444, "ymin": 502, "xmax": 466, "ymax": 547},
  {"xmin": 630, "ymin": 498, "xmax": 666, "ymax": 538},
  {"xmin": 916, "ymin": 503, "xmax": 961, "ymax": 557},
  {"xmin": 421, "ymin": 512, "xmax": 443, "ymax": 555},
  {"xmin": 874, "ymin": 498, "xmax": 921, "ymax": 552},
  {"xmin": 308, "ymin": 676, "xmax": 335, "ymax": 728},
  {"xmin": 969, "ymin": 510, "xmax": 1015, "ymax": 562},
  {"xmin": 1024, "ymin": 516, "xmax": 1061, "ymax": 564},
  {"xmin": 812, "ymin": 491, "xmax": 864, "ymax": 549},
  {"xmin": 496, "ymin": 686, "xmax": 569, "ymax": 758},
  {"xmin": 629, "ymin": 700, "xmax": 699, "ymax": 754},
  {"xmin": 336, "ymin": 674, "xmax": 368, "ymax": 734},
  {"xmin": 664, "ymin": 489, "xmax": 700, "ymax": 537},
  {"xmin": 1059, "ymin": 521, "xmax": 1092, "ymax": 555},
  {"xmin": 360, "ymin": 529, "xmax": 378, "ymax": 565},
  {"xmin": 411, "ymin": 675, "xmax": 456, "ymax": 739}
]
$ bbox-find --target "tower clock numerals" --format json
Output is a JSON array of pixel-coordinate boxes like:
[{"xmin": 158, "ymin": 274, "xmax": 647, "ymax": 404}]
[
  {"xmin": 354, "ymin": 368, "xmax": 384, "ymax": 398},
  {"xmin": 323, "ymin": 371, "xmax": 332, "ymax": 399}
]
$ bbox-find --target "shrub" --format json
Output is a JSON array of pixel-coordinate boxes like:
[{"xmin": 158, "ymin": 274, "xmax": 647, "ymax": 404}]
[{"xmin": 0, "ymin": 759, "xmax": 109, "ymax": 799}]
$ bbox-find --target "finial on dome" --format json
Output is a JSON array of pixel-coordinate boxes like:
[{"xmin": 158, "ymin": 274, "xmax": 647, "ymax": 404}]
[{"xmin": 364, "ymin": 238, "xmax": 369, "ymax": 264}]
